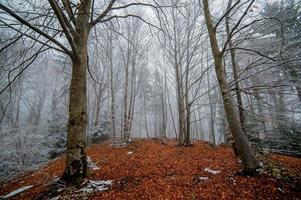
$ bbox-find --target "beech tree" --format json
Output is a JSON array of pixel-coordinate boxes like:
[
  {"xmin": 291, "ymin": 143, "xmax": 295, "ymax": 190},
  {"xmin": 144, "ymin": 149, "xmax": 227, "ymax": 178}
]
[
  {"xmin": 0, "ymin": 0, "xmax": 158, "ymax": 183},
  {"xmin": 156, "ymin": 0, "xmax": 205, "ymax": 146},
  {"xmin": 201, "ymin": 0, "xmax": 259, "ymax": 173}
]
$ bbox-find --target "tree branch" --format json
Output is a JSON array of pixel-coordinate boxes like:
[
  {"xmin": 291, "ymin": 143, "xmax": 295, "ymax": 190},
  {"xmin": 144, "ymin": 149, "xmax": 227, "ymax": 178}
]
[
  {"xmin": 90, "ymin": 0, "xmax": 116, "ymax": 26},
  {"xmin": 0, "ymin": 3, "xmax": 71, "ymax": 56},
  {"xmin": 214, "ymin": 0, "xmax": 241, "ymax": 31},
  {"xmin": 48, "ymin": 0, "xmax": 77, "ymax": 53},
  {"xmin": 61, "ymin": 0, "xmax": 76, "ymax": 25}
]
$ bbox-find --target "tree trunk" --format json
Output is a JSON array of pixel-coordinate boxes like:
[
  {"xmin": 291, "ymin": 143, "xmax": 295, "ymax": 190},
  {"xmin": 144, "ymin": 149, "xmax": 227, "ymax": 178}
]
[
  {"xmin": 94, "ymin": 91, "xmax": 103, "ymax": 127},
  {"xmin": 207, "ymin": 72, "xmax": 216, "ymax": 145},
  {"xmin": 252, "ymin": 82, "xmax": 267, "ymax": 139},
  {"xmin": 126, "ymin": 59, "xmax": 136, "ymax": 142},
  {"xmin": 62, "ymin": 33, "xmax": 88, "ymax": 184},
  {"xmin": 175, "ymin": 64, "xmax": 186, "ymax": 145},
  {"xmin": 143, "ymin": 95, "xmax": 150, "ymax": 138},
  {"xmin": 184, "ymin": 103, "xmax": 191, "ymax": 146},
  {"xmin": 110, "ymin": 55, "xmax": 116, "ymax": 143},
  {"xmin": 225, "ymin": 0, "xmax": 246, "ymax": 134},
  {"xmin": 167, "ymin": 85, "xmax": 178, "ymax": 138},
  {"xmin": 202, "ymin": 0, "xmax": 258, "ymax": 173}
]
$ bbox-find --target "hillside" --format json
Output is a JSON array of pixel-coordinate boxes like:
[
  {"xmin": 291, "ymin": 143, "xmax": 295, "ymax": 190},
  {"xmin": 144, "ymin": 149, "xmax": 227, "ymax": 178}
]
[{"xmin": 1, "ymin": 139, "xmax": 301, "ymax": 200}]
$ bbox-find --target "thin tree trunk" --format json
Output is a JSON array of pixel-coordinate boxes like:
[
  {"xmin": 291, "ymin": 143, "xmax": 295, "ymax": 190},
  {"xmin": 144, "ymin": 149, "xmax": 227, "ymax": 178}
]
[
  {"xmin": 143, "ymin": 95, "xmax": 150, "ymax": 138},
  {"xmin": 94, "ymin": 92, "xmax": 102, "ymax": 127},
  {"xmin": 167, "ymin": 86, "xmax": 178, "ymax": 138},
  {"xmin": 184, "ymin": 73, "xmax": 190, "ymax": 146},
  {"xmin": 126, "ymin": 58, "xmax": 136, "ymax": 142},
  {"xmin": 207, "ymin": 71, "xmax": 216, "ymax": 145},
  {"xmin": 184, "ymin": 103, "xmax": 191, "ymax": 145},
  {"xmin": 197, "ymin": 108, "xmax": 204, "ymax": 140},
  {"xmin": 14, "ymin": 86, "xmax": 22, "ymax": 129},
  {"xmin": 123, "ymin": 63, "xmax": 129, "ymax": 142},
  {"xmin": 109, "ymin": 34, "xmax": 116, "ymax": 143},
  {"xmin": 225, "ymin": 0, "xmax": 245, "ymax": 134},
  {"xmin": 202, "ymin": 0, "xmax": 258, "ymax": 173}
]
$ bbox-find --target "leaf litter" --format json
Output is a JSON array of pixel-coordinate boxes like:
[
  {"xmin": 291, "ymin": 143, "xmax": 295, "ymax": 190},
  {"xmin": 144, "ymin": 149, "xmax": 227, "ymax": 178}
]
[{"xmin": 0, "ymin": 139, "xmax": 300, "ymax": 199}]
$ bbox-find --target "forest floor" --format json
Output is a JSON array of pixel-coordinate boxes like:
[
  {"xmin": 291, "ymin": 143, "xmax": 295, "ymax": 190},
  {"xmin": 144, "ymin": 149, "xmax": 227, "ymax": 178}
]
[{"xmin": 0, "ymin": 139, "xmax": 301, "ymax": 200}]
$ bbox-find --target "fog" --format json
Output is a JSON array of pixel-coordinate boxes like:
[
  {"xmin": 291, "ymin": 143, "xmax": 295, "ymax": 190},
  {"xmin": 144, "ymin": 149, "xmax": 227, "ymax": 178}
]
[{"xmin": 0, "ymin": 0, "xmax": 300, "ymax": 181}]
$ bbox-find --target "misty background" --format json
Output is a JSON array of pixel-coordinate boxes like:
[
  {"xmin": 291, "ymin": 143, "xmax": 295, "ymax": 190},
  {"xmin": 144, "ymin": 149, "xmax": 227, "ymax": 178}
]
[{"xmin": 0, "ymin": 0, "xmax": 300, "ymax": 181}]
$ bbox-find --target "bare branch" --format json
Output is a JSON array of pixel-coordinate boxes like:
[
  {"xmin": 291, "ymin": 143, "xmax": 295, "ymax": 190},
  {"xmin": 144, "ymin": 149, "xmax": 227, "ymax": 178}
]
[
  {"xmin": 0, "ymin": 46, "xmax": 49, "ymax": 95},
  {"xmin": 90, "ymin": 0, "xmax": 116, "ymax": 26},
  {"xmin": 48, "ymin": 0, "xmax": 76, "ymax": 53},
  {"xmin": 0, "ymin": 3, "xmax": 71, "ymax": 56},
  {"xmin": 214, "ymin": 0, "xmax": 241, "ymax": 31},
  {"xmin": 61, "ymin": 0, "xmax": 76, "ymax": 25},
  {"xmin": 0, "ymin": 35, "xmax": 22, "ymax": 53},
  {"xmin": 0, "ymin": 19, "xmax": 66, "ymax": 54},
  {"xmin": 221, "ymin": 0, "xmax": 255, "ymax": 54},
  {"xmin": 100, "ymin": 14, "xmax": 163, "ymax": 32}
]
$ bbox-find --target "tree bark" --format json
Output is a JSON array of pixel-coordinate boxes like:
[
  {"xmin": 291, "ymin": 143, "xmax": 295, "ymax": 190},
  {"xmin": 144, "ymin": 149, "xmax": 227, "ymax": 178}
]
[
  {"xmin": 143, "ymin": 95, "xmax": 150, "ymax": 138},
  {"xmin": 109, "ymin": 41, "xmax": 116, "ymax": 143},
  {"xmin": 225, "ymin": 0, "xmax": 246, "ymax": 134},
  {"xmin": 62, "ymin": 41, "xmax": 88, "ymax": 183},
  {"xmin": 207, "ymin": 71, "xmax": 216, "ymax": 145},
  {"xmin": 202, "ymin": 0, "xmax": 259, "ymax": 173},
  {"xmin": 62, "ymin": 1, "xmax": 91, "ymax": 182}
]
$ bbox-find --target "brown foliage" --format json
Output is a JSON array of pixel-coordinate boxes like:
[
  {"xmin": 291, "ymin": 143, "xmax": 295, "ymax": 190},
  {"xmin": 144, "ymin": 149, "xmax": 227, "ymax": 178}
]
[{"xmin": 1, "ymin": 139, "xmax": 300, "ymax": 199}]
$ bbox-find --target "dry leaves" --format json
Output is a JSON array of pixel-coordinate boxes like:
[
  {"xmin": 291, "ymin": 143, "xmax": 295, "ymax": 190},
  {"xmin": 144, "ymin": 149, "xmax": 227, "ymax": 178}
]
[{"xmin": 0, "ymin": 139, "xmax": 300, "ymax": 199}]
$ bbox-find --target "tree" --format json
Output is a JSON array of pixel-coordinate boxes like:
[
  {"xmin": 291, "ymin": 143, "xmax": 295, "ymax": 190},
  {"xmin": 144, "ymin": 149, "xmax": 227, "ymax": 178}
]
[
  {"xmin": 0, "ymin": 0, "xmax": 157, "ymax": 183},
  {"xmin": 156, "ymin": 0, "xmax": 204, "ymax": 146},
  {"xmin": 225, "ymin": 0, "xmax": 246, "ymax": 133},
  {"xmin": 201, "ymin": 0, "xmax": 259, "ymax": 174},
  {"xmin": 118, "ymin": 15, "xmax": 148, "ymax": 143}
]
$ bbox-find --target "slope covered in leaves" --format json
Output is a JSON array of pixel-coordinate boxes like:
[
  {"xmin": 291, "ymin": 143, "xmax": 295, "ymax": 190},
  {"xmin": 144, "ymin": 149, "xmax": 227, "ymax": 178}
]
[{"xmin": 0, "ymin": 139, "xmax": 300, "ymax": 199}]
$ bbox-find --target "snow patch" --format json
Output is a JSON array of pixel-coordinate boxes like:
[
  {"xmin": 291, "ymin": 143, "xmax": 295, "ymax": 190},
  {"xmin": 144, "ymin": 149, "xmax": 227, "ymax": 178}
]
[
  {"xmin": 127, "ymin": 151, "xmax": 133, "ymax": 155},
  {"xmin": 77, "ymin": 180, "xmax": 112, "ymax": 193},
  {"xmin": 198, "ymin": 176, "xmax": 209, "ymax": 181},
  {"xmin": 253, "ymin": 33, "xmax": 276, "ymax": 38},
  {"xmin": 2, "ymin": 185, "xmax": 33, "ymax": 199},
  {"xmin": 111, "ymin": 143, "xmax": 127, "ymax": 148},
  {"xmin": 204, "ymin": 168, "xmax": 220, "ymax": 175},
  {"xmin": 87, "ymin": 157, "xmax": 100, "ymax": 170}
]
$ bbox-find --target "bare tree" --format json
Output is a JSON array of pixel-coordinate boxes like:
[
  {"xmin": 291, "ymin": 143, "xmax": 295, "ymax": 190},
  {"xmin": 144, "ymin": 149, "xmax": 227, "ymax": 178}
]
[
  {"xmin": 201, "ymin": 0, "xmax": 259, "ymax": 174},
  {"xmin": 0, "ymin": 0, "xmax": 158, "ymax": 183},
  {"xmin": 156, "ymin": 0, "xmax": 204, "ymax": 146}
]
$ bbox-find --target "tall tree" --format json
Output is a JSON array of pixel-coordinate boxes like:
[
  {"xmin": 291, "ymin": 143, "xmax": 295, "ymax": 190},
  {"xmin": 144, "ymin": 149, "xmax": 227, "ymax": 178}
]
[
  {"xmin": 225, "ymin": 0, "xmax": 246, "ymax": 133},
  {"xmin": 0, "ymin": 0, "xmax": 154, "ymax": 183},
  {"xmin": 156, "ymin": 0, "xmax": 203, "ymax": 146},
  {"xmin": 201, "ymin": 0, "xmax": 259, "ymax": 174}
]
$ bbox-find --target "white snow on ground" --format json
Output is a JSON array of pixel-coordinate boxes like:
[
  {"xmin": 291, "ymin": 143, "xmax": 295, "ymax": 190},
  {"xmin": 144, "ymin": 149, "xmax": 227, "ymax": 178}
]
[
  {"xmin": 198, "ymin": 177, "xmax": 209, "ymax": 181},
  {"xmin": 87, "ymin": 156, "xmax": 100, "ymax": 170},
  {"xmin": 77, "ymin": 180, "xmax": 112, "ymax": 193},
  {"xmin": 111, "ymin": 143, "xmax": 127, "ymax": 148},
  {"xmin": 1, "ymin": 185, "xmax": 33, "ymax": 199},
  {"xmin": 204, "ymin": 168, "xmax": 220, "ymax": 175},
  {"xmin": 127, "ymin": 151, "xmax": 133, "ymax": 155}
]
